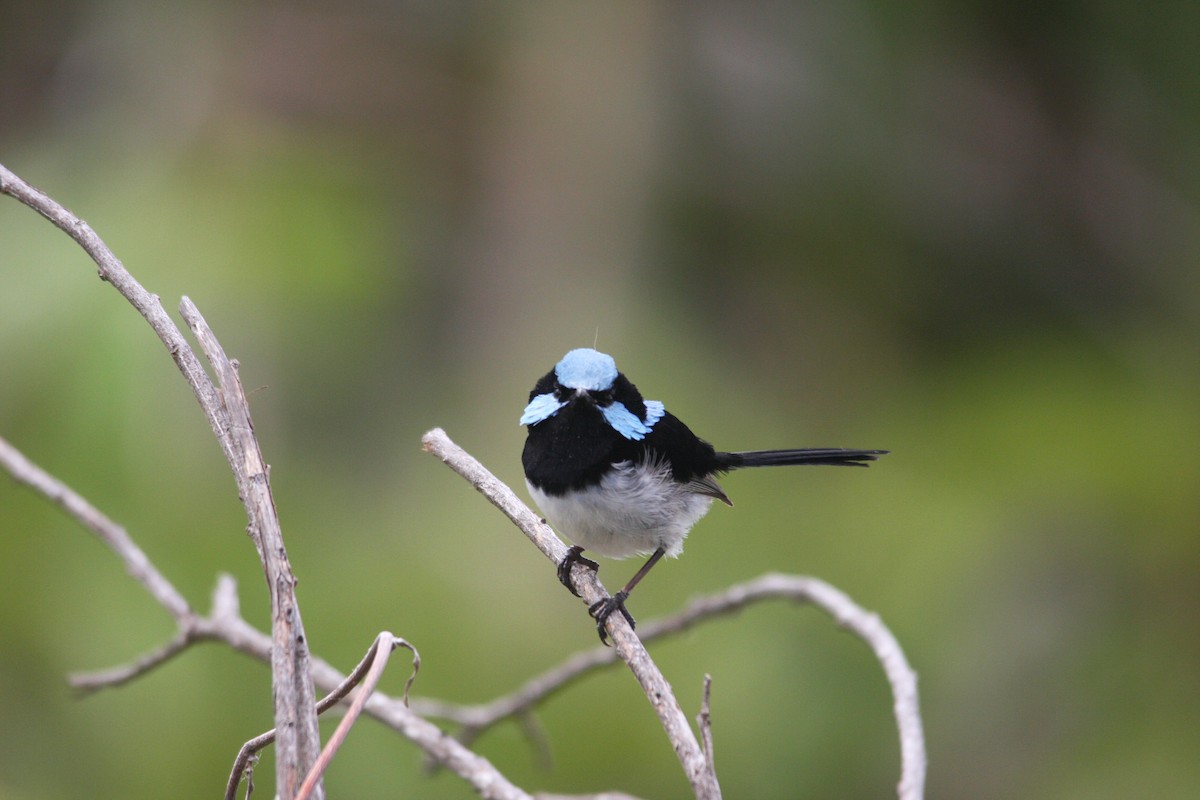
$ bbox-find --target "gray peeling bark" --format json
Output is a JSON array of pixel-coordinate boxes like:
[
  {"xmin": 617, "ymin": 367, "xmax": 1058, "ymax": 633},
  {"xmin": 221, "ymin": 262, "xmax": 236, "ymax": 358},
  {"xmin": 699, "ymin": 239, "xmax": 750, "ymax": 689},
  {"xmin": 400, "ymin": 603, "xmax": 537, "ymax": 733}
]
[{"xmin": 180, "ymin": 299, "xmax": 323, "ymax": 798}]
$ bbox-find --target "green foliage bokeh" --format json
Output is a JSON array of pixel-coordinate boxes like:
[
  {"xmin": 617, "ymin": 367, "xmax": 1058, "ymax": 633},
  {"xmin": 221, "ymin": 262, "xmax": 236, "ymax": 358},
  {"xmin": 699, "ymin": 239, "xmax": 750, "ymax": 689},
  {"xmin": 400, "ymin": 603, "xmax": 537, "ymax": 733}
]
[{"xmin": 2, "ymin": 3, "xmax": 1198, "ymax": 798}]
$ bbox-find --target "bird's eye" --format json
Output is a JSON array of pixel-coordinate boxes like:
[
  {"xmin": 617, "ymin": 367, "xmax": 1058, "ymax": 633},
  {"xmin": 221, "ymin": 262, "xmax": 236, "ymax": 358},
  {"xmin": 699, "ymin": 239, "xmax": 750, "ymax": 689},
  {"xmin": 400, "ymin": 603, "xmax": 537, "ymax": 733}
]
[
  {"xmin": 591, "ymin": 389, "xmax": 613, "ymax": 406},
  {"xmin": 554, "ymin": 385, "xmax": 571, "ymax": 401}
]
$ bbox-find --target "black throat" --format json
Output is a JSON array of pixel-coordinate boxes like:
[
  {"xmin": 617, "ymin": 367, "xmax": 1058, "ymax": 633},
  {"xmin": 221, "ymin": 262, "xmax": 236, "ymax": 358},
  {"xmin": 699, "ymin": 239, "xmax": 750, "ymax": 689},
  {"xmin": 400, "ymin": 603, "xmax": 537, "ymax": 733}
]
[{"xmin": 522, "ymin": 398, "xmax": 625, "ymax": 495}]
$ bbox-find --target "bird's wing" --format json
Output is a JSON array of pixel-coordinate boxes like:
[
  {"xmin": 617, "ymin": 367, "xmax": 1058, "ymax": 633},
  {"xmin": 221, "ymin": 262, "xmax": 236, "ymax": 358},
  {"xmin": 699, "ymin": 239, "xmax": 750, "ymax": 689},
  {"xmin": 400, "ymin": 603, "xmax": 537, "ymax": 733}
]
[{"xmin": 686, "ymin": 475, "xmax": 733, "ymax": 506}]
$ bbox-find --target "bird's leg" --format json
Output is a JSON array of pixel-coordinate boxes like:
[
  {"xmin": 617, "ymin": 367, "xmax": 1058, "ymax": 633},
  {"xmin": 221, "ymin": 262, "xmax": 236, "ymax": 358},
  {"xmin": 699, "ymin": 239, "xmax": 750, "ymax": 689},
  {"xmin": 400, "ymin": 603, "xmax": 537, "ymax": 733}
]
[
  {"xmin": 557, "ymin": 544, "xmax": 600, "ymax": 597},
  {"xmin": 589, "ymin": 547, "xmax": 666, "ymax": 645}
]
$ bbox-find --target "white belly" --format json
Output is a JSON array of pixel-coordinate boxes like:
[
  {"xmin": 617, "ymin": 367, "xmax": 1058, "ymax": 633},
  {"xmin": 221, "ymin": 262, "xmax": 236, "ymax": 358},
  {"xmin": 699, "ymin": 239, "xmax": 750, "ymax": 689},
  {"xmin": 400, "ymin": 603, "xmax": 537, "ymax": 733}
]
[{"xmin": 526, "ymin": 460, "xmax": 714, "ymax": 559}]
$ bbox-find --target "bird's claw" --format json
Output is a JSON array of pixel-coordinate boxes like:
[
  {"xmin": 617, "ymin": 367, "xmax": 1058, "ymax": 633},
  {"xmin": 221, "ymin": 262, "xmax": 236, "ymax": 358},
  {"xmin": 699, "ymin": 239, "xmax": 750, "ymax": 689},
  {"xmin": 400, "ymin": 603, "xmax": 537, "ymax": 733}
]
[
  {"xmin": 589, "ymin": 590, "xmax": 635, "ymax": 646},
  {"xmin": 557, "ymin": 546, "xmax": 634, "ymax": 644},
  {"xmin": 557, "ymin": 545, "xmax": 599, "ymax": 597}
]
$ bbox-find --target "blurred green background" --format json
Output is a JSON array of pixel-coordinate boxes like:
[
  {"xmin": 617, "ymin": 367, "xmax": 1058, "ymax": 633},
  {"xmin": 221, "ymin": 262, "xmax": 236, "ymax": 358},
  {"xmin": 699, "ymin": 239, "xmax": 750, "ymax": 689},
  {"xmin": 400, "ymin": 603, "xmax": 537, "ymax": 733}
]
[{"xmin": 2, "ymin": 2, "xmax": 1197, "ymax": 798}]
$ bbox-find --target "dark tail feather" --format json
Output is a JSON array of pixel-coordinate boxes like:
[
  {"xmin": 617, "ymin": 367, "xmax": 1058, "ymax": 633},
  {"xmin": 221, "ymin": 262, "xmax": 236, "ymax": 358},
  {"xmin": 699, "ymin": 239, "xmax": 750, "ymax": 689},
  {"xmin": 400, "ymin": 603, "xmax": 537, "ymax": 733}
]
[{"xmin": 720, "ymin": 448, "xmax": 888, "ymax": 469}]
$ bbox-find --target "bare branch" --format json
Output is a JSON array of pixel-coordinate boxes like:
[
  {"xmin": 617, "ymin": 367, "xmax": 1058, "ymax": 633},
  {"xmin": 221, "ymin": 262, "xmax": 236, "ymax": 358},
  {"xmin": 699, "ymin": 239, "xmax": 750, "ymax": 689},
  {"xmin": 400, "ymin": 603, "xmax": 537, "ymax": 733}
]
[
  {"xmin": 5, "ymin": 381, "xmax": 923, "ymax": 798},
  {"xmin": 420, "ymin": 428, "xmax": 925, "ymax": 800},
  {"xmin": 1, "ymin": 162, "xmax": 322, "ymax": 797},
  {"xmin": 179, "ymin": 297, "xmax": 324, "ymax": 797},
  {"xmin": 5, "ymin": 401, "xmax": 924, "ymax": 799},
  {"xmin": 422, "ymin": 428, "xmax": 722, "ymax": 800},
  {"xmin": 1, "ymin": 432, "xmax": 533, "ymax": 798},
  {"xmin": 420, "ymin": 574, "xmax": 926, "ymax": 799},
  {"xmin": 619, "ymin": 569, "xmax": 927, "ymax": 800}
]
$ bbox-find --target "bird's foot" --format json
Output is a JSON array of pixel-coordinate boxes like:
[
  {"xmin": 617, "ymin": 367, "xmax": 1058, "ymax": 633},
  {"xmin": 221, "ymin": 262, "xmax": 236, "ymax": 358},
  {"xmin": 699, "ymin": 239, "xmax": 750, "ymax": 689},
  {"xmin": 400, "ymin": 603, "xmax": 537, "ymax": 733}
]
[
  {"xmin": 589, "ymin": 591, "xmax": 635, "ymax": 646},
  {"xmin": 557, "ymin": 545, "xmax": 599, "ymax": 597}
]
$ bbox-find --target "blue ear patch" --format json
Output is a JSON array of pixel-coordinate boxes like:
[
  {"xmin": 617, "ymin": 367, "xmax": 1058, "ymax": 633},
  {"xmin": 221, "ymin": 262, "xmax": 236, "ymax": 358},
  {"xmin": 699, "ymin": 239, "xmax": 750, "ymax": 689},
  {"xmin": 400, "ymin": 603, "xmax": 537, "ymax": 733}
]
[
  {"xmin": 555, "ymin": 348, "xmax": 618, "ymax": 391},
  {"xmin": 644, "ymin": 400, "xmax": 666, "ymax": 427},
  {"xmin": 602, "ymin": 399, "xmax": 666, "ymax": 441},
  {"xmin": 520, "ymin": 393, "xmax": 566, "ymax": 426}
]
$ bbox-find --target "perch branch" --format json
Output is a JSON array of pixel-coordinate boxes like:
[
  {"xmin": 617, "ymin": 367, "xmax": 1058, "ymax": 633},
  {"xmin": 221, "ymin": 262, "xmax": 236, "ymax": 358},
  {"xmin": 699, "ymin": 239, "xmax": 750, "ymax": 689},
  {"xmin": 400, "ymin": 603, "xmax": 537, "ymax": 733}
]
[
  {"xmin": 422, "ymin": 428, "xmax": 722, "ymax": 800},
  {"xmin": 420, "ymin": 428, "xmax": 925, "ymax": 800}
]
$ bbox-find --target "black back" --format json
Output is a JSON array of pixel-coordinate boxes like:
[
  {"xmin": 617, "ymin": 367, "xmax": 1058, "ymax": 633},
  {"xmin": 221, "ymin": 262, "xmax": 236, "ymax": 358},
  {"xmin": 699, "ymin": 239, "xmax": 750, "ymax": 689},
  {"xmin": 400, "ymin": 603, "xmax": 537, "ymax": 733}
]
[
  {"xmin": 520, "ymin": 363, "xmax": 886, "ymax": 496},
  {"xmin": 521, "ymin": 369, "xmax": 724, "ymax": 495}
]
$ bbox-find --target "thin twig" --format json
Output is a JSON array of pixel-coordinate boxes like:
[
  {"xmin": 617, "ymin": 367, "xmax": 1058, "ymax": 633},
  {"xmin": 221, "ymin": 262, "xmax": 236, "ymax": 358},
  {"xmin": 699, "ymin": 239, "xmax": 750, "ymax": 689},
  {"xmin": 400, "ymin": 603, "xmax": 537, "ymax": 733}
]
[
  {"xmin": 226, "ymin": 633, "xmax": 420, "ymax": 800},
  {"xmin": 66, "ymin": 574, "xmax": 256, "ymax": 691},
  {"xmin": 295, "ymin": 633, "xmax": 415, "ymax": 800},
  {"xmin": 697, "ymin": 675, "xmax": 715, "ymax": 782},
  {"xmin": 69, "ymin": 629, "xmax": 194, "ymax": 693}
]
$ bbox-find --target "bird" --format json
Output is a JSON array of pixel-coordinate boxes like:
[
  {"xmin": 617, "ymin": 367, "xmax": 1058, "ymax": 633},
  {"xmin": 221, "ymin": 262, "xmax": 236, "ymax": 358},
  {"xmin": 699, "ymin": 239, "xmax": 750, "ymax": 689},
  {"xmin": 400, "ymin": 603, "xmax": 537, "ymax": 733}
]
[{"xmin": 520, "ymin": 347, "xmax": 887, "ymax": 644}]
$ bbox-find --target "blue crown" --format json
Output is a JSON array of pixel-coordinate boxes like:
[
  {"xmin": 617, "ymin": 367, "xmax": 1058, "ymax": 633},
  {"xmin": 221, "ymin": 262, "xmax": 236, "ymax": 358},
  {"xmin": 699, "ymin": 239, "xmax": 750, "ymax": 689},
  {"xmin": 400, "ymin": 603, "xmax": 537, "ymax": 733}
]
[
  {"xmin": 520, "ymin": 349, "xmax": 665, "ymax": 441},
  {"xmin": 554, "ymin": 348, "xmax": 617, "ymax": 391}
]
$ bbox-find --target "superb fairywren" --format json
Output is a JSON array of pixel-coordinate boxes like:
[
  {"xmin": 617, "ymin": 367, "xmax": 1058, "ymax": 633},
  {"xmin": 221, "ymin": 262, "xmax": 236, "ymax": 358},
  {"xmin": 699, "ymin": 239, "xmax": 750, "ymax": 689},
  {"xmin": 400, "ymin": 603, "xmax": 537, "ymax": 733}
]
[{"xmin": 520, "ymin": 348, "xmax": 887, "ymax": 643}]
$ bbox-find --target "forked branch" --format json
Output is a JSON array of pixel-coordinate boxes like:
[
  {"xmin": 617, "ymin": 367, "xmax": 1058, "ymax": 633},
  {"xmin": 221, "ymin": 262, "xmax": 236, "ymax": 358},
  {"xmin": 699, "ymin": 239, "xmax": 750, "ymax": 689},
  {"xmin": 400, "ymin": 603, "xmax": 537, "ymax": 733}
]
[{"xmin": 0, "ymin": 162, "xmax": 322, "ymax": 797}]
